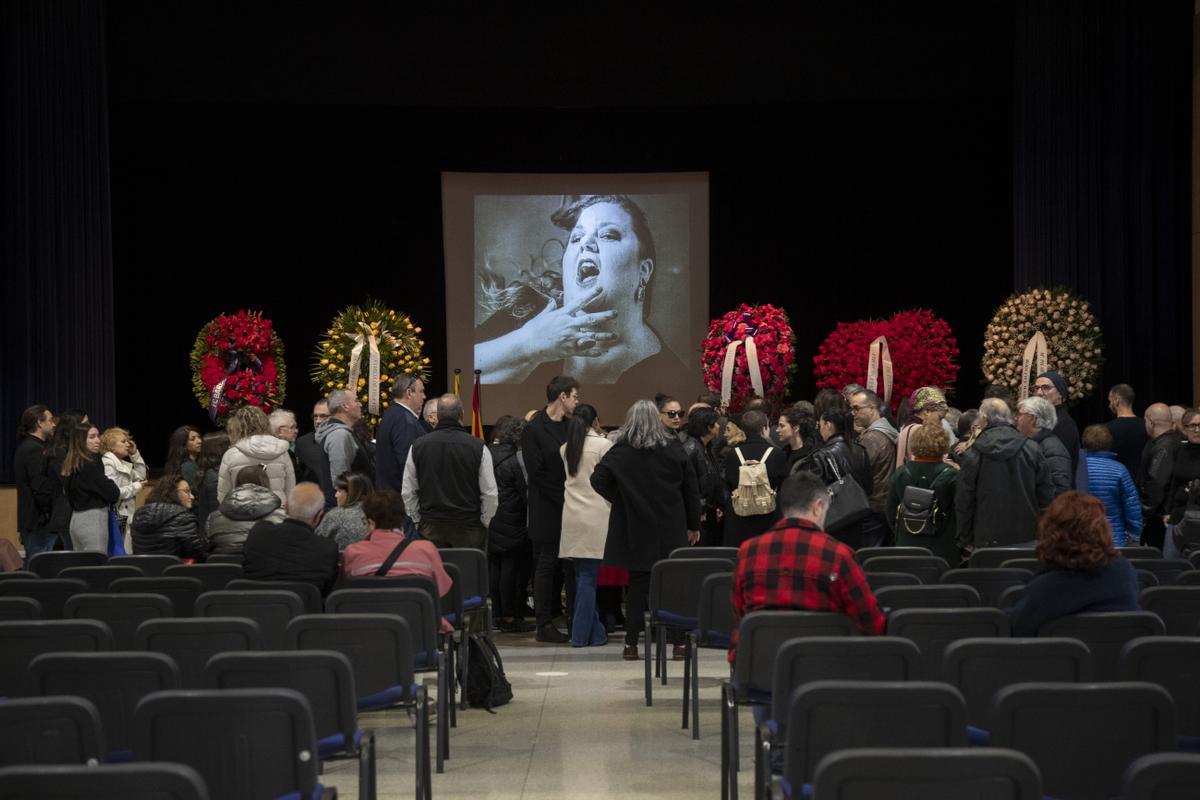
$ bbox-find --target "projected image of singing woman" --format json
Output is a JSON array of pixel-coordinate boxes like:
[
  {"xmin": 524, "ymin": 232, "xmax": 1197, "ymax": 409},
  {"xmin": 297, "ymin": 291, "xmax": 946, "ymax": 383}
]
[{"xmin": 474, "ymin": 194, "xmax": 690, "ymax": 386}]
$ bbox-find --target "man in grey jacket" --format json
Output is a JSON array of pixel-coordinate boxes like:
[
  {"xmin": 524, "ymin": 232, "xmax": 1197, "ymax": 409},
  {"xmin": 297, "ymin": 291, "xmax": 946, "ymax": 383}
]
[
  {"xmin": 314, "ymin": 389, "xmax": 371, "ymax": 488},
  {"xmin": 957, "ymin": 398, "xmax": 1055, "ymax": 553},
  {"xmin": 1016, "ymin": 396, "xmax": 1072, "ymax": 497},
  {"xmin": 850, "ymin": 389, "xmax": 898, "ymax": 547}
]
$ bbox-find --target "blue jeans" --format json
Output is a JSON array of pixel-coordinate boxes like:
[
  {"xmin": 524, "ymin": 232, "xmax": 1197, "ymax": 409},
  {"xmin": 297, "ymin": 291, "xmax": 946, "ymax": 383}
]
[
  {"xmin": 571, "ymin": 558, "xmax": 608, "ymax": 647},
  {"xmin": 1163, "ymin": 524, "xmax": 1182, "ymax": 560},
  {"xmin": 22, "ymin": 530, "xmax": 59, "ymax": 567}
]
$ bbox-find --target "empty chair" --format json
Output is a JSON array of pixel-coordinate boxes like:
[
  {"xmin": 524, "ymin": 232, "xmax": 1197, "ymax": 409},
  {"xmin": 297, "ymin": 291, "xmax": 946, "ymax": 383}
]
[
  {"xmin": 940, "ymin": 568, "xmax": 1032, "ymax": 606},
  {"xmin": 1178, "ymin": 570, "xmax": 1200, "ymax": 586},
  {"xmin": 1121, "ymin": 753, "xmax": 1200, "ymax": 800},
  {"xmin": 777, "ymin": 681, "xmax": 968, "ymax": 795},
  {"xmin": 1118, "ymin": 636, "xmax": 1200, "ymax": 744},
  {"xmin": 194, "ymin": 590, "xmax": 303, "ymax": 649},
  {"xmin": 27, "ymin": 550, "xmax": 106, "ymax": 578},
  {"xmin": 226, "ymin": 578, "xmax": 322, "ymax": 615},
  {"xmin": 992, "ymin": 682, "xmax": 1175, "ymax": 800},
  {"xmin": 63, "ymin": 593, "xmax": 172, "ymax": 649},
  {"xmin": 0, "ymin": 619, "xmax": 113, "ymax": 697},
  {"xmin": 0, "ymin": 596, "xmax": 41, "ymax": 620},
  {"xmin": 0, "ymin": 578, "xmax": 88, "ymax": 618},
  {"xmin": 809, "ymin": 747, "xmax": 1043, "ymax": 800},
  {"xmin": 968, "ymin": 547, "xmax": 1036, "ymax": 569},
  {"xmin": 999, "ymin": 557, "xmax": 1042, "ymax": 572},
  {"xmin": 997, "ymin": 585, "xmax": 1025, "ymax": 609},
  {"xmin": 0, "ymin": 763, "xmax": 209, "ymax": 800},
  {"xmin": 107, "ymin": 554, "xmax": 181, "ymax": 576},
  {"xmin": 855, "ymin": 545, "xmax": 933, "ymax": 563},
  {"xmin": 132, "ymin": 688, "xmax": 333, "ymax": 800},
  {"xmin": 886, "ymin": 608, "xmax": 1010, "ymax": 680},
  {"xmin": 110, "ymin": 576, "xmax": 203, "ymax": 617},
  {"xmin": 1119, "ymin": 545, "xmax": 1165, "ymax": 560},
  {"xmin": 670, "ymin": 546, "xmax": 739, "ymax": 562},
  {"xmin": 1137, "ymin": 569, "xmax": 1160, "ymax": 589},
  {"xmin": 875, "ymin": 584, "xmax": 980, "ymax": 611},
  {"xmin": 860, "ymin": 555, "xmax": 948, "ymax": 584},
  {"xmin": 162, "ymin": 563, "xmax": 243, "ymax": 593},
  {"xmin": 0, "ymin": 570, "xmax": 38, "ymax": 581},
  {"xmin": 59, "ymin": 565, "xmax": 143, "ymax": 592},
  {"xmin": 1140, "ymin": 587, "xmax": 1200, "ymax": 636},
  {"xmin": 864, "ymin": 571, "xmax": 922, "ymax": 591},
  {"xmin": 28, "ymin": 652, "xmax": 179, "ymax": 760},
  {"xmin": 439, "ymin": 547, "xmax": 490, "ymax": 624},
  {"xmin": 645, "ymin": 558, "xmax": 734, "ymax": 705},
  {"xmin": 685, "ymin": 571, "xmax": 735, "ymax": 739},
  {"xmin": 942, "ymin": 637, "xmax": 1092, "ymax": 736},
  {"xmin": 205, "ymin": 554, "xmax": 243, "ymax": 565},
  {"xmin": 0, "ymin": 696, "xmax": 105, "ymax": 767},
  {"xmin": 1040, "ymin": 612, "xmax": 1166, "ymax": 680},
  {"xmin": 134, "ymin": 617, "xmax": 263, "ymax": 689},
  {"xmin": 1134, "ymin": 558, "xmax": 1193, "ymax": 586}
]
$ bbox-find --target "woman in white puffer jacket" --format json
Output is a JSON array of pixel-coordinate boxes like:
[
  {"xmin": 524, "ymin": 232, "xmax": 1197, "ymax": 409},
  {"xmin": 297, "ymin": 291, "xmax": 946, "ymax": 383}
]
[
  {"xmin": 217, "ymin": 406, "xmax": 295, "ymax": 509},
  {"xmin": 101, "ymin": 427, "xmax": 148, "ymax": 552}
]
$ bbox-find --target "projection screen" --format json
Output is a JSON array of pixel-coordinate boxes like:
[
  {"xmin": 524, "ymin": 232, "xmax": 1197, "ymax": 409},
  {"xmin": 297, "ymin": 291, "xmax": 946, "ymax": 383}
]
[{"xmin": 442, "ymin": 172, "xmax": 709, "ymax": 423}]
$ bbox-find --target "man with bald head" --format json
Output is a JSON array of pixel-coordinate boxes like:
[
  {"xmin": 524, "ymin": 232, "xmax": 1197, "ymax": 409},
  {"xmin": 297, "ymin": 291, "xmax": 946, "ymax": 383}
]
[
  {"xmin": 1139, "ymin": 403, "xmax": 1179, "ymax": 549},
  {"xmin": 242, "ymin": 483, "xmax": 340, "ymax": 595}
]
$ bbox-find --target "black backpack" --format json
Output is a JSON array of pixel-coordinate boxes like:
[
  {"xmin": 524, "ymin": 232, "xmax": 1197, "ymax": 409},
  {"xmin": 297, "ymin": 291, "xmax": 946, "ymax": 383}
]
[{"xmin": 464, "ymin": 633, "xmax": 512, "ymax": 711}]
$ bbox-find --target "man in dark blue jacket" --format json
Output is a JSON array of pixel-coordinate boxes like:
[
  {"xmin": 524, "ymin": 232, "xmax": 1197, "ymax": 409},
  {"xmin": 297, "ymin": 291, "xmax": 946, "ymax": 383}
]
[{"xmin": 374, "ymin": 375, "xmax": 430, "ymax": 492}]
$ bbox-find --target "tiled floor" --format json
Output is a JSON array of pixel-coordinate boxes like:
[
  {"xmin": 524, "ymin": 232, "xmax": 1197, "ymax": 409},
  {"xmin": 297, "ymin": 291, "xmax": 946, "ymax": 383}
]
[{"xmin": 324, "ymin": 633, "xmax": 758, "ymax": 799}]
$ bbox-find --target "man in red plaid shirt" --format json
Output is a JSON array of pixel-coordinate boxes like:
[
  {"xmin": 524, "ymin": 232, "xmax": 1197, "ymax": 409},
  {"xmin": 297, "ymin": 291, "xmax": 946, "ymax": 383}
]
[{"xmin": 730, "ymin": 472, "xmax": 884, "ymax": 662}]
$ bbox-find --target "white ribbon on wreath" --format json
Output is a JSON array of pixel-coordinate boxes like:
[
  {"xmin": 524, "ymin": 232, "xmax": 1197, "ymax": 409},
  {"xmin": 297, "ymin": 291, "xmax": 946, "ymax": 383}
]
[
  {"xmin": 721, "ymin": 336, "xmax": 766, "ymax": 409},
  {"xmin": 865, "ymin": 335, "xmax": 893, "ymax": 406},
  {"xmin": 1018, "ymin": 331, "xmax": 1049, "ymax": 403},
  {"xmin": 345, "ymin": 321, "xmax": 395, "ymax": 416}
]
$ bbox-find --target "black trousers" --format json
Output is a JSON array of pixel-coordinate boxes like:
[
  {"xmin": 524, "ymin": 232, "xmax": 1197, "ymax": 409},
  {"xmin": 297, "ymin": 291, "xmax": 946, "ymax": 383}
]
[
  {"xmin": 533, "ymin": 538, "xmax": 575, "ymax": 628},
  {"xmin": 624, "ymin": 569, "xmax": 651, "ymax": 646},
  {"xmin": 489, "ymin": 544, "xmax": 530, "ymax": 619}
]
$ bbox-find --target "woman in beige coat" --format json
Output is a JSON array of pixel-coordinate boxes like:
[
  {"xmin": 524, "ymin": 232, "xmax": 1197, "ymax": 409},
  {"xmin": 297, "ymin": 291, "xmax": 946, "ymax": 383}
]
[
  {"xmin": 559, "ymin": 404, "xmax": 613, "ymax": 647},
  {"xmin": 217, "ymin": 406, "xmax": 296, "ymax": 509},
  {"xmin": 101, "ymin": 427, "xmax": 148, "ymax": 552}
]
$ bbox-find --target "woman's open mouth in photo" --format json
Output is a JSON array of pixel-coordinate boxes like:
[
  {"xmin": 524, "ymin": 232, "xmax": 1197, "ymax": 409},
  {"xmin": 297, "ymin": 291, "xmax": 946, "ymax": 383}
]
[{"xmin": 576, "ymin": 255, "xmax": 601, "ymax": 289}]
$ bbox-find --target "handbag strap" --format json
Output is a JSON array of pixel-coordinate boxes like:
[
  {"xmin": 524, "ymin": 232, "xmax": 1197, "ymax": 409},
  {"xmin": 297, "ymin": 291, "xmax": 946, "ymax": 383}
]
[
  {"xmin": 376, "ymin": 535, "xmax": 415, "ymax": 576},
  {"xmin": 822, "ymin": 452, "xmax": 843, "ymax": 482}
]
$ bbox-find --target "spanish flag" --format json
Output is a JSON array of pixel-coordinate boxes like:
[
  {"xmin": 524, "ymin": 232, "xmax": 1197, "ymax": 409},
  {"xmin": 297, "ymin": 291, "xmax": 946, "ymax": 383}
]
[{"xmin": 471, "ymin": 369, "xmax": 484, "ymax": 439}]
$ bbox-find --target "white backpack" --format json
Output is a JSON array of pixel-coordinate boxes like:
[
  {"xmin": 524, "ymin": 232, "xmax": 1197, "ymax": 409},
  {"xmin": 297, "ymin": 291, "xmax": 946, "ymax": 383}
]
[{"xmin": 731, "ymin": 446, "xmax": 776, "ymax": 517}]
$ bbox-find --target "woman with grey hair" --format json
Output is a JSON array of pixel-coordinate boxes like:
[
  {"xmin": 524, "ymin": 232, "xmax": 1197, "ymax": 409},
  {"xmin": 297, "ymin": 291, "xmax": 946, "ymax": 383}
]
[
  {"xmin": 1016, "ymin": 396, "xmax": 1072, "ymax": 496},
  {"xmin": 590, "ymin": 399, "xmax": 701, "ymax": 660}
]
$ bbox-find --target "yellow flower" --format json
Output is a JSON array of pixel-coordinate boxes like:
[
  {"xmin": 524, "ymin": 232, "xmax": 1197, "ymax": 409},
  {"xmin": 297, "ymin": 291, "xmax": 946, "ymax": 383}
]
[
  {"xmin": 407, "ymin": 322, "xmax": 413, "ymax": 329},
  {"xmin": 383, "ymin": 400, "xmax": 390, "ymax": 407},
  {"xmin": 320, "ymin": 359, "xmax": 329, "ymax": 365},
  {"xmin": 388, "ymin": 362, "xmax": 396, "ymax": 369},
  {"xmin": 326, "ymin": 381, "xmax": 335, "ymax": 387},
  {"xmin": 422, "ymin": 357, "xmax": 430, "ymax": 364},
  {"xmin": 381, "ymin": 375, "xmax": 389, "ymax": 382},
  {"xmin": 414, "ymin": 326, "xmax": 422, "ymax": 334},
  {"xmin": 337, "ymin": 383, "xmax": 345, "ymax": 389},
  {"xmin": 358, "ymin": 378, "xmax": 365, "ymax": 386},
  {"xmin": 404, "ymin": 367, "xmax": 412, "ymax": 373},
  {"xmin": 418, "ymin": 340, "xmax": 425, "ymax": 346}
]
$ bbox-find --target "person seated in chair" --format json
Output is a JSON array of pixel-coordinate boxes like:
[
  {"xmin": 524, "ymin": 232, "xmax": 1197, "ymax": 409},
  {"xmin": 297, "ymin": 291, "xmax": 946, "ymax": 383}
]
[{"xmin": 242, "ymin": 482, "xmax": 339, "ymax": 596}]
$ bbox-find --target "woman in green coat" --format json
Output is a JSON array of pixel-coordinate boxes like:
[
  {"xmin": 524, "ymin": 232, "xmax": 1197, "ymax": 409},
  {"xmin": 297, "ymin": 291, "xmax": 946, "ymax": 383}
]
[{"xmin": 885, "ymin": 421, "xmax": 960, "ymax": 564}]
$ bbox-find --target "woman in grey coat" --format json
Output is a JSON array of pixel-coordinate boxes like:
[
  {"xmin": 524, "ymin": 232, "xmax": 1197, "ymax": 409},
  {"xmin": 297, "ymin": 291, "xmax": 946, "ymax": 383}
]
[
  {"xmin": 315, "ymin": 472, "xmax": 374, "ymax": 549},
  {"xmin": 206, "ymin": 465, "xmax": 286, "ymax": 555}
]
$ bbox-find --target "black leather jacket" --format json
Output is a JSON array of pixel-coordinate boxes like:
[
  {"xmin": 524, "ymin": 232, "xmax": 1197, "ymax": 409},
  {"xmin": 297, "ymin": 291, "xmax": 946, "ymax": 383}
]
[{"xmin": 805, "ymin": 435, "xmax": 873, "ymax": 497}]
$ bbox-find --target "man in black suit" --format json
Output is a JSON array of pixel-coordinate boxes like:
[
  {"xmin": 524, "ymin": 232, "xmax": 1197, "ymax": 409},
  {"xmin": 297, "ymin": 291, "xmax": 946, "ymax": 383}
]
[
  {"xmin": 295, "ymin": 399, "xmax": 334, "ymax": 506},
  {"xmin": 242, "ymin": 483, "xmax": 339, "ymax": 596},
  {"xmin": 375, "ymin": 375, "xmax": 430, "ymax": 492}
]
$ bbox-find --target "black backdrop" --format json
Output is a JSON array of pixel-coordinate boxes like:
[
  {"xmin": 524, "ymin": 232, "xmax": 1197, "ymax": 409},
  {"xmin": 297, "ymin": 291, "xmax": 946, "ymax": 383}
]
[{"xmin": 1, "ymin": 1, "xmax": 1192, "ymax": 480}]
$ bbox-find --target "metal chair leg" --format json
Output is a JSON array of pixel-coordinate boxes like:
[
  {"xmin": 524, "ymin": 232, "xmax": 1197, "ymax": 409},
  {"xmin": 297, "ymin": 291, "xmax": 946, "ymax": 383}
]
[
  {"xmin": 643, "ymin": 619, "xmax": 653, "ymax": 706},
  {"xmin": 682, "ymin": 638, "xmax": 691, "ymax": 730},
  {"xmin": 691, "ymin": 634, "xmax": 701, "ymax": 740}
]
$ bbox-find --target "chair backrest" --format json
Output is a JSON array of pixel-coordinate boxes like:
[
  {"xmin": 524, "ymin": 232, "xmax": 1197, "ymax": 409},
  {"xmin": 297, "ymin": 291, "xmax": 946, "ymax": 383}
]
[
  {"xmin": 0, "ymin": 619, "xmax": 113, "ymax": 697},
  {"xmin": 162, "ymin": 563, "xmax": 244, "ymax": 593},
  {"xmin": 1040, "ymin": 611, "xmax": 1166, "ymax": 681},
  {"xmin": 1118, "ymin": 636, "xmax": 1200, "ymax": 737},
  {"xmin": 1179, "ymin": 570, "xmax": 1200, "ymax": 586},
  {"xmin": 0, "ymin": 596, "xmax": 42, "ymax": 620},
  {"xmin": 440, "ymin": 562, "xmax": 467, "ymax": 629},
  {"xmin": 886, "ymin": 608, "xmax": 1011, "ymax": 680},
  {"xmin": 439, "ymin": 547, "xmax": 490, "ymax": 600},
  {"xmin": 63, "ymin": 592, "xmax": 173, "ymax": 650},
  {"xmin": 810, "ymin": 747, "xmax": 1043, "ymax": 800},
  {"xmin": 325, "ymin": 587, "xmax": 438, "ymax": 666},
  {"xmin": 285, "ymin": 614, "xmax": 415, "ymax": 701},
  {"xmin": 226, "ymin": 578, "xmax": 322, "ymax": 615},
  {"xmin": 875, "ymin": 584, "xmax": 981, "ymax": 611},
  {"xmin": 942, "ymin": 637, "xmax": 1092, "ymax": 729},
  {"xmin": 649, "ymin": 558, "xmax": 734, "ymax": 625},
  {"xmin": 1139, "ymin": 587, "xmax": 1200, "ymax": 636},
  {"xmin": 28, "ymin": 652, "xmax": 180, "ymax": 756},
  {"xmin": 939, "ymin": 568, "xmax": 1033, "ymax": 607},
  {"xmin": 107, "ymin": 554, "xmax": 182, "ymax": 576},
  {"xmin": 992, "ymin": 681, "xmax": 1175, "ymax": 800},
  {"xmin": 204, "ymin": 650, "xmax": 357, "ymax": 745},
  {"xmin": 855, "ymin": 545, "xmax": 934, "ymax": 563},
  {"xmin": 110, "ymin": 577, "xmax": 204, "ymax": 617},
  {"xmin": 771, "ymin": 636, "xmax": 921, "ymax": 725},
  {"xmin": 783, "ymin": 680, "xmax": 967, "ymax": 786},
  {"xmin": 1121, "ymin": 753, "xmax": 1200, "ymax": 800},
  {"xmin": 998, "ymin": 557, "xmax": 1042, "ymax": 572},
  {"xmin": 135, "ymin": 617, "xmax": 263, "ymax": 689},
  {"xmin": 194, "ymin": 590, "xmax": 303, "ymax": 650},
  {"xmin": 968, "ymin": 547, "xmax": 1036, "ymax": 569},
  {"xmin": 1136, "ymin": 569, "xmax": 1160, "ymax": 589},
  {"xmin": 860, "ymin": 555, "xmax": 949, "ymax": 584},
  {"xmin": 1118, "ymin": 546, "xmax": 1165, "ymax": 560},
  {"xmin": 0, "ymin": 570, "xmax": 38, "ymax": 581},
  {"xmin": 997, "ymin": 585, "xmax": 1026, "ymax": 609},
  {"xmin": 696, "ymin": 572, "xmax": 734, "ymax": 647},
  {"xmin": 0, "ymin": 578, "xmax": 88, "ymax": 618},
  {"xmin": 1133, "ymin": 559, "xmax": 1193, "ymax": 586},
  {"xmin": 0, "ymin": 696, "xmax": 105, "ymax": 768},
  {"xmin": 864, "ymin": 571, "xmax": 922, "ymax": 590},
  {"xmin": 343, "ymin": 575, "xmax": 441, "ymax": 616},
  {"xmin": 669, "ymin": 546, "xmax": 739, "ymax": 563},
  {"xmin": 132, "ymin": 688, "xmax": 319, "ymax": 800},
  {"xmin": 205, "ymin": 554, "xmax": 244, "ymax": 566},
  {"xmin": 0, "ymin": 763, "xmax": 209, "ymax": 800},
  {"xmin": 27, "ymin": 550, "xmax": 107, "ymax": 578},
  {"xmin": 58, "ymin": 565, "xmax": 145, "ymax": 592},
  {"xmin": 733, "ymin": 610, "xmax": 856, "ymax": 701}
]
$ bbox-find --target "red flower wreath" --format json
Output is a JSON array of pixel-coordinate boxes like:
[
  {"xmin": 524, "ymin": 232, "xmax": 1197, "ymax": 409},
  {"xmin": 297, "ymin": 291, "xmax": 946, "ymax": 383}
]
[
  {"xmin": 701, "ymin": 304, "xmax": 797, "ymax": 412},
  {"xmin": 190, "ymin": 310, "xmax": 287, "ymax": 426},
  {"xmin": 813, "ymin": 309, "xmax": 959, "ymax": 413}
]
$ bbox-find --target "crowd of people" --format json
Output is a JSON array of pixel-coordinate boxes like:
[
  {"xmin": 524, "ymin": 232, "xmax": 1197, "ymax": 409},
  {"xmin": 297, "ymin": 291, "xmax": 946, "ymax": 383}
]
[{"xmin": 12, "ymin": 367, "xmax": 1200, "ymax": 656}]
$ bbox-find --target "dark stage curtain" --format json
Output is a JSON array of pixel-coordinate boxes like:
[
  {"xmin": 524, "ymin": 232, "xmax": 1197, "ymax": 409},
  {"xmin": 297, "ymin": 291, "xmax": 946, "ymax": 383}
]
[
  {"xmin": 0, "ymin": 0, "xmax": 115, "ymax": 483},
  {"xmin": 1014, "ymin": 0, "xmax": 1193, "ymax": 417}
]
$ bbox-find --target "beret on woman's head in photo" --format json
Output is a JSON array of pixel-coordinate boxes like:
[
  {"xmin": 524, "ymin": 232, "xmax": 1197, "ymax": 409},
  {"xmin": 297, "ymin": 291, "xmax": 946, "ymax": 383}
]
[
  {"xmin": 913, "ymin": 386, "xmax": 947, "ymax": 412},
  {"xmin": 1037, "ymin": 370, "xmax": 1068, "ymax": 398}
]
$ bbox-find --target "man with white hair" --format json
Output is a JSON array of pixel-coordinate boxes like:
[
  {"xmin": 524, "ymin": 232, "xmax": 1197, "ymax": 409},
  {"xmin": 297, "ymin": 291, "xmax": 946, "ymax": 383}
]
[
  {"xmin": 422, "ymin": 398, "xmax": 438, "ymax": 428},
  {"xmin": 1015, "ymin": 396, "xmax": 1072, "ymax": 496},
  {"xmin": 956, "ymin": 397, "xmax": 1055, "ymax": 552},
  {"xmin": 269, "ymin": 408, "xmax": 302, "ymax": 485},
  {"xmin": 242, "ymin": 483, "xmax": 339, "ymax": 595},
  {"xmin": 315, "ymin": 389, "xmax": 370, "ymax": 489}
]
